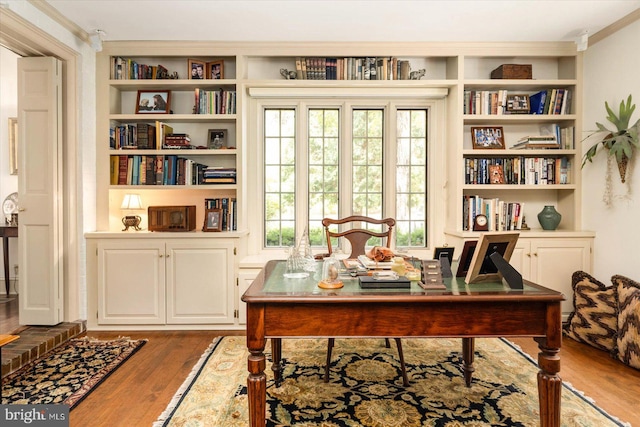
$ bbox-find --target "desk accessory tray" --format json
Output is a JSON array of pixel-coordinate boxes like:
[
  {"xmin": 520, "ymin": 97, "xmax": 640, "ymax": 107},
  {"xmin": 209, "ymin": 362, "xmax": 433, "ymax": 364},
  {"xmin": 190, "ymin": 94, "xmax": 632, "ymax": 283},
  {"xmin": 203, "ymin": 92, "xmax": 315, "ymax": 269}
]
[{"xmin": 359, "ymin": 275, "xmax": 410, "ymax": 289}]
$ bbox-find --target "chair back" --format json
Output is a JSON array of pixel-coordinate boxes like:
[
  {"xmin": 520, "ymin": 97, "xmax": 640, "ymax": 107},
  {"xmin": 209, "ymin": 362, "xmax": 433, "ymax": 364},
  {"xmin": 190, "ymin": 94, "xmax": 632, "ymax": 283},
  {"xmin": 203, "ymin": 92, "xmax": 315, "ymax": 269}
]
[{"xmin": 322, "ymin": 215, "xmax": 395, "ymax": 258}]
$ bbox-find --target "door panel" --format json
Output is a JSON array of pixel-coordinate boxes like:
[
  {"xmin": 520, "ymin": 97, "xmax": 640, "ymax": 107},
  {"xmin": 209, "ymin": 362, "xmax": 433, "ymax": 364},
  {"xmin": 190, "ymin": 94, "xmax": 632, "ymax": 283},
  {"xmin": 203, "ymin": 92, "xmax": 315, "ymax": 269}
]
[
  {"xmin": 166, "ymin": 240, "xmax": 235, "ymax": 324},
  {"xmin": 18, "ymin": 57, "xmax": 62, "ymax": 325}
]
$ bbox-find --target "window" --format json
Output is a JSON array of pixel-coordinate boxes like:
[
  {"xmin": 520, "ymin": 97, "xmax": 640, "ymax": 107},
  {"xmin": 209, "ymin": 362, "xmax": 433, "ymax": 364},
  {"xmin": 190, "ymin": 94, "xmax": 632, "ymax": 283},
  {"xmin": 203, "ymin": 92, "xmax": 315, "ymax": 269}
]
[{"xmin": 263, "ymin": 101, "xmax": 428, "ymax": 249}]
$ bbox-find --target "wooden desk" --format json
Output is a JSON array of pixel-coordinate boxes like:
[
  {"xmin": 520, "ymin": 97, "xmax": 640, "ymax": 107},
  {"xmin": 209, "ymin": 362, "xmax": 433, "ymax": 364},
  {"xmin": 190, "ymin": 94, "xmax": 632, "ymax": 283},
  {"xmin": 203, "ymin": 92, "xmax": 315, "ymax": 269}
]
[
  {"xmin": 242, "ymin": 260, "xmax": 564, "ymax": 427},
  {"xmin": 0, "ymin": 226, "xmax": 17, "ymax": 297}
]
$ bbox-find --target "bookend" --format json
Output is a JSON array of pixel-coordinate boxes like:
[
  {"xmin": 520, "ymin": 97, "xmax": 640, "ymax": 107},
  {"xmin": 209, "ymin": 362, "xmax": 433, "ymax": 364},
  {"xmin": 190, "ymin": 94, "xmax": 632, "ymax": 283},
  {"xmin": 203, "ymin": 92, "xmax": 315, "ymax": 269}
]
[{"xmin": 489, "ymin": 252, "xmax": 523, "ymax": 290}]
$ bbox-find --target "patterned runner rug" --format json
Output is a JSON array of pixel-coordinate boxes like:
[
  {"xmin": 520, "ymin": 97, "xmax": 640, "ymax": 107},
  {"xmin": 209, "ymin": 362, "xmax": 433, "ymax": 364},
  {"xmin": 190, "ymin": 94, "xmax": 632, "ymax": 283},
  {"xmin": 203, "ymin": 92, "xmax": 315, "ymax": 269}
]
[
  {"xmin": 155, "ymin": 336, "xmax": 629, "ymax": 426},
  {"xmin": 1, "ymin": 337, "xmax": 146, "ymax": 408}
]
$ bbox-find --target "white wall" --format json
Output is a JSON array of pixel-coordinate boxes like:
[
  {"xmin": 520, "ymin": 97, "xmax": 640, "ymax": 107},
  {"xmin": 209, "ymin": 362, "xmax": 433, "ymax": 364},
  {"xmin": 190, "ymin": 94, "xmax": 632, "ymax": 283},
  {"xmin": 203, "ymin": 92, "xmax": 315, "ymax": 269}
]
[
  {"xmin": 583, "ymin": 19, "xmax": 640, "ymax": 280},
  {"xmin": 0, "ymin": 46, "xmax": 20, "ymax": 289}
]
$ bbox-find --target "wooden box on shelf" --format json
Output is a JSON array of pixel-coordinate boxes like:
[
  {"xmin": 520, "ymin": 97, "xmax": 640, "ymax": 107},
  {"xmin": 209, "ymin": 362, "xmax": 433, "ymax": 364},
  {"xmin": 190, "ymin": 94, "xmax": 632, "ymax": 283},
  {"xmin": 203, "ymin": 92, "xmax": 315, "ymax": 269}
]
[
  {"xmin": 490, "ymin": 64, "xmax": 532, "ymax": 79},
  {"xmin": 148, "ymin": 205, "xmax": 197, "ymax": 232}
]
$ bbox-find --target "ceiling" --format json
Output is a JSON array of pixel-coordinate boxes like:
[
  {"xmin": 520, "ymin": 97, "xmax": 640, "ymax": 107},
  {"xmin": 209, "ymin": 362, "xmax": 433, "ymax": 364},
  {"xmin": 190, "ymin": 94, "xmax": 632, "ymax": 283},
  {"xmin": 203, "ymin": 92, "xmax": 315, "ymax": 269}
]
[{"xmin": 44, "ymin": 0, "xmax": 640, "ymax": 44}]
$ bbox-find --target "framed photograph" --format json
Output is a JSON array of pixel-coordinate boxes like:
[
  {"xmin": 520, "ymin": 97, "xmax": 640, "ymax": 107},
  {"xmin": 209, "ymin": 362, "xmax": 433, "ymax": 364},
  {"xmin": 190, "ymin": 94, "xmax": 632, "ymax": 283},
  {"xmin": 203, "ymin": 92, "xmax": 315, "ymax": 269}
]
[
  {"xmin": 136, "ymin": 90, "xmax": 171, "ymax": 114},
  {"xmin": 456, "ymin": 240, "xmax": 477, "ymax": 277},
  {"xmin": 188, "ymin": 58, "xmax": 206, "ymax": 80},
  {"xmin": 207, "ymin": 60, "xmax": 224, "ymax": 80},
  {"xmin": 489, "ymin": 164, "xmax": 505, "ymax": 184},
  {"xmin": 506, "ymin": 94, "xmax": 530, "ymax": 114},
  {"xmin": 203, "ymin": 208, "xmax": 223, "ymax": 232},
  {"xmin": 465, "ymin": 231, "xmax": 519, "ymax": 284},
  {"xmin": 471, "ymin": 126, "xmax": 505, "ymax": 149},
  {"xmin": 8, "ymin": 117, "xmax": 18, "ymax": 175},
  {"xmin": 207, "ymin": 129, "xmax": 227, "ymax": 149},
  {"xmin": 433, "ymin": 246, "xmax": 455, "ymax": 264}
]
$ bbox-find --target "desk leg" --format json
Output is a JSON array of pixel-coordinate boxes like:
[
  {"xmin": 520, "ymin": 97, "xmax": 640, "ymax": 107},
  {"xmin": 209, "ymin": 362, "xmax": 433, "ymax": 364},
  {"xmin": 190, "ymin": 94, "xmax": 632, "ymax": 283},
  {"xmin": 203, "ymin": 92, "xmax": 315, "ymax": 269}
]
[
  {"xmin": 271, "ymin": 338, "xmax": 282, "ymax": 386},
  {"xmin": 248, "ymin": 340, "xmax": 267, "ymax": 427},
  {"xmin": 462, "ymin": 337, "xmax": 475, "ymax": 387},
  {"xmin": 3, "ymin": 235, "xmax": 9, "ymax": 297},
  {"xmin": 535, "ymin": 337, "xmax": 561, "ymax": 427}
]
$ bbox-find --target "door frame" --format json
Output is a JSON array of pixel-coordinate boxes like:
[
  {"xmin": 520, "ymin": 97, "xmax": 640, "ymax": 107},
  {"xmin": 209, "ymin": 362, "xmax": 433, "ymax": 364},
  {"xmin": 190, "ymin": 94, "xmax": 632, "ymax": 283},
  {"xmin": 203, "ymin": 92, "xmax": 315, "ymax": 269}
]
[{"xmin": 0, "ymin": 8, "xmax": 81, "ymax": 322}]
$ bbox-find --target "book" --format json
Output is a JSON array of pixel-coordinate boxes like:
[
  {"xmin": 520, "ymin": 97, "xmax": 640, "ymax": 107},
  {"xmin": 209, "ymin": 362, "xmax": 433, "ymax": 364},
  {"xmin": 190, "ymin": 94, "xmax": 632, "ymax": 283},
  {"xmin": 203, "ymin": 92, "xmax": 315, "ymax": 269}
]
[{"xmin": 529, "ymin": 90, "xmax": 547, "ymax": 114}]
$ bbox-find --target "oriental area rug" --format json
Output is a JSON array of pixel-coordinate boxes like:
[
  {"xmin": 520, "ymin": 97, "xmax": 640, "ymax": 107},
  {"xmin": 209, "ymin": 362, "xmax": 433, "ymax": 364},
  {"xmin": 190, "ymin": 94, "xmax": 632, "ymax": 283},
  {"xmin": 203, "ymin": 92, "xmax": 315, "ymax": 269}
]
[
  {"xmin": 155, "ymin": 336, "xmax": 629, "ymax": 427},
  {"xmin": 1, "ymin": 337, "xmax": 146, "ymax": 408}
]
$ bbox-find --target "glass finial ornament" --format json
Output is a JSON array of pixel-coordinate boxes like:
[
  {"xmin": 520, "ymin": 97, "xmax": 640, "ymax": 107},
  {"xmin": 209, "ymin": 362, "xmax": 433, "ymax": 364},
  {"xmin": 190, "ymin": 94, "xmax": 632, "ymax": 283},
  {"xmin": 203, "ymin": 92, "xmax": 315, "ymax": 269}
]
[
  {"xmin": 319, "ymin": 254, "xmax": 343, "ymax": 289},
  {"xmin": 296, "ymin": 226, "xmax": 317, "ymax": 272},
  {"xmin": 283, "ymin": 246, "xmax": 309, "ymax": 279}
]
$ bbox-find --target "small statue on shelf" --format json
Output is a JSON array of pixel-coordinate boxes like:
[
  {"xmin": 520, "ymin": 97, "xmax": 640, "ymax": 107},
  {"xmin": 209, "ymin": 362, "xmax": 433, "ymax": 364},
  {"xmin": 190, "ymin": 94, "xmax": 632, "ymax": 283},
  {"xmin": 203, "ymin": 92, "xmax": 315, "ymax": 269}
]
[
  {"xmin": 280, "ymin": 68, "xmax": 297, "ymax": 80},
  {"xmin": 409, "ymin": 69, "xmax": 426, "ymax": 80}
]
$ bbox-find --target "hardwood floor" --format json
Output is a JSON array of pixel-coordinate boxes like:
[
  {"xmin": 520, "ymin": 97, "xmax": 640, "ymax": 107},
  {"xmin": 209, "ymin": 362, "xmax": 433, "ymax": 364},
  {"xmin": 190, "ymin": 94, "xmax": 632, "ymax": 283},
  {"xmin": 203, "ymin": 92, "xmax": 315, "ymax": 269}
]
[{"xmin": 2, "ymin": 302, "xmax": 638, "ymax": 426}]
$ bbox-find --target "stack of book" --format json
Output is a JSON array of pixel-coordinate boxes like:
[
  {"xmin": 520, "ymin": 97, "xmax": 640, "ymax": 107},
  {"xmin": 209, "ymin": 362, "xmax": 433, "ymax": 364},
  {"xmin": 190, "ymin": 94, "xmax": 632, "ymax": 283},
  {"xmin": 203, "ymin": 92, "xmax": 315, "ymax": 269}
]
[
  {"xmin": 202, "ymin": 167, "xmax": 236, "ymax": 184},
  {"xmin": 194, "ymin": 88, "xmax": 236, "ymax": 114},
  {"xmin": 204, "ymin": 197, "xmax": 237, "ymax": 231},
  {"xmin": 164, "ymin": 133, "xmax": 191, "ymax": 148},
  {"xmin": 511, "ymin": 135, "xmax": 559, "ymax": 149}
]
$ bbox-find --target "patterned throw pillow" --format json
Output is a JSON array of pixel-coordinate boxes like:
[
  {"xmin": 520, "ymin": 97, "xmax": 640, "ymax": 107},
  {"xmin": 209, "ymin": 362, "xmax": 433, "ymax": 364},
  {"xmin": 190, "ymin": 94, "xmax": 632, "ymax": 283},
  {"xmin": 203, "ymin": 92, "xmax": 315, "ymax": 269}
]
[
  {"xmin": 611, "ymin": 275, "xmax": 640, "ymax": 370},
  {"xmin": 563, "ymin": 271, "xmax": 617, "ymax": 352}
]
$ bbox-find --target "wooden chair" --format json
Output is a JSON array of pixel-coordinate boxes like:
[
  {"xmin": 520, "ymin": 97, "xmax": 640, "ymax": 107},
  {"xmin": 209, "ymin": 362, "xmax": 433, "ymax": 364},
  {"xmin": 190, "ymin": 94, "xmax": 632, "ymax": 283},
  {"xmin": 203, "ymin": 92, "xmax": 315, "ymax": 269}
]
[{"xmin": 321, "ymin": 215, "xmax": 409, "ymax": 386}]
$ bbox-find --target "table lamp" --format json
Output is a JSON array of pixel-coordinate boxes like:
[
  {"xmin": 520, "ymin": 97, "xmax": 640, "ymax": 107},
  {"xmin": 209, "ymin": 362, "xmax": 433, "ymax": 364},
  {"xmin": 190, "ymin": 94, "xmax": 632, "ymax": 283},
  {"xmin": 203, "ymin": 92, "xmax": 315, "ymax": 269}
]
[{"xmin": 121, "ymin": 194, "xmax": 143, "ymax": 231}]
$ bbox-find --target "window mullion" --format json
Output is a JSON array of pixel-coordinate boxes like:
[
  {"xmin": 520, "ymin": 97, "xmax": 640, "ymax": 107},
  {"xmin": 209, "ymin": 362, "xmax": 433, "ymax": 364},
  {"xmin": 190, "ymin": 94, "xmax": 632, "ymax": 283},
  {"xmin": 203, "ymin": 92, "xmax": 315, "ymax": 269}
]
[{"xmin": 296, "ymin": 102, "xmax": 310, "ymax": 234}]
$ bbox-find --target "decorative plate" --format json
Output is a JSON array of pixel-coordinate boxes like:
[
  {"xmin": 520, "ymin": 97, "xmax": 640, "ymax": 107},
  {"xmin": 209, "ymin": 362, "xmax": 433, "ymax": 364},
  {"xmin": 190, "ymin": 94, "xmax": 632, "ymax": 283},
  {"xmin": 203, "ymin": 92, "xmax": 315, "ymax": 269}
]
[{"xmin": 2, "ymin": 192, "xmax": 18, "ymax": 216}]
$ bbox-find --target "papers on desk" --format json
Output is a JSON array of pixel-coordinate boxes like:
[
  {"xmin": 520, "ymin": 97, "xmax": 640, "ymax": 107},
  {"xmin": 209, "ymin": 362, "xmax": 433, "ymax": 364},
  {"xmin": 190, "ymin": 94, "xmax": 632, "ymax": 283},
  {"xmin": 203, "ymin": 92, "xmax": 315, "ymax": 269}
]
[{"xmin": 357, "ymin": 255, "xmax": 393, "ymax": 269}]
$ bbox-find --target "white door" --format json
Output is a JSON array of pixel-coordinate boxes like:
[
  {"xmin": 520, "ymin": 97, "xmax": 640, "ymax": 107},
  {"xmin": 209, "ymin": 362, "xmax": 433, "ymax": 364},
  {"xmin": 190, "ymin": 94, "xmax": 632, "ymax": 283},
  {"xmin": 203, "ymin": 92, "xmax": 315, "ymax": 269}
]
[{"xmin": 17, "ymin": 57, "xmax": 63, "ymax": 325}]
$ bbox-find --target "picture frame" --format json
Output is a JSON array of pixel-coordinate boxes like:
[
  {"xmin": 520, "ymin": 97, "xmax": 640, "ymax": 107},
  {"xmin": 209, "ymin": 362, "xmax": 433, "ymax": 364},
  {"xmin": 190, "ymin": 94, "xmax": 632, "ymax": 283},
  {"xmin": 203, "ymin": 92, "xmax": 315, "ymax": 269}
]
[
  {"xmin": 203, "ymin": 208, "xmax": 223, "ymax": 232},
  {"xmin": 506, "ymin": 94, "xmax": 530, "ymax": 114},
  {"xmin": 8, "ymin": 117, "xmax": 18, "ymax": 175},
  {"xmin": 207, "ymin": 60, "xmax": 224, "ymax": 80},
  {"xmin": 433, "ymin": 246, "xmax": 455, "ymax": 264},
  {"xmin": 455, "ymin": 240, "xmax": 477, "ymax": 277},
  {"xmin": 465, "ymin": 231, "xmax": 519, "ymax": 284},
  {"xmin": 136, "ymin": 90, "xmax": 171, "ymax": 114},
  {"xmin": 188, "ymin": 58, "xmax": 206, "ymax": 80},
  {"xmin": 489, "ymin": 164, "xmax": 505, "ymax": 184},
  {"xmin": 207, "ymin": 129, "xmax": 227, "ymax": 149},
  {"xmin": 471, "ymin": 126, "xmax": 505, "ymax": 149}
]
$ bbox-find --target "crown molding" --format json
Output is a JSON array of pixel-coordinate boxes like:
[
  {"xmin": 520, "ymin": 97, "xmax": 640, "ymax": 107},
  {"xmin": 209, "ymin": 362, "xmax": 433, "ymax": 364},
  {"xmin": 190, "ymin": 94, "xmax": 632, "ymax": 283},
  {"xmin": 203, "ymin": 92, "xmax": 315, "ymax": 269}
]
[
  {"xmin": 590, "ymin": 7, "xmax": 640, "ymax": 46},
  {"xmin": 27, "ymin": 0, "xmax": 90, "ymax": 43}
]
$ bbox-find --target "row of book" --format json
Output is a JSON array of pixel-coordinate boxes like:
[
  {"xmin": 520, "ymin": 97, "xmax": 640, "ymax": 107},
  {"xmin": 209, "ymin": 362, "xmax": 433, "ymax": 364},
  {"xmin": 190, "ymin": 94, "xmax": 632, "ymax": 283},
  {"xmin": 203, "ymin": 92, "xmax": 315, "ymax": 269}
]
[
  {"xmin": 110, "ymin": 56, "xmax": 171, "ymax": 80},
  {"xmin": 295, "ymin": 57, "xmax": 413, "ymax": 80},
  {"xmin": 205, "ymin": 198, "xmax": 238, "ymax": 231},
  {"xmin": 110, "ymin": 122, "xmax": 182, "ymax": 150},
  {"xmin": 110, "ymin": 155, "xmax": 236, "ymax": 186},
  {"xmin": 463, "ymin": 89, "xmax": 572, "ymax": 115},
  {"xmin": 463, "ymin": 196, "xmax": 525, "ymax": 232},
  {"xmin": 194, "ymin": 89, "xmax": 237, "ymax": 114},
  {"xmin": 464, "ymin": 156, "xmax": 572, "ymax": 185}
]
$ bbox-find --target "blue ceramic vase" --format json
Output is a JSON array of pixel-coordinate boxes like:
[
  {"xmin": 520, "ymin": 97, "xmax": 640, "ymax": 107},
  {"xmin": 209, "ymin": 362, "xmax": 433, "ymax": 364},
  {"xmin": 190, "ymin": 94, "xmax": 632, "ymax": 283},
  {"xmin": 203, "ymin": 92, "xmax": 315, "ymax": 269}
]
[{"xmin": 537, "ymin": 205, "xmax": 561, "ymax": 230}]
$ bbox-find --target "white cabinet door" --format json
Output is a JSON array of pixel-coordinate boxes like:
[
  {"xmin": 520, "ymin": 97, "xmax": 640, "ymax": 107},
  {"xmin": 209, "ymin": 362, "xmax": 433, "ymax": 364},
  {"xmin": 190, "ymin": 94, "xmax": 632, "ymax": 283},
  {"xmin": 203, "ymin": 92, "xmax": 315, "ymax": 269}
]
[
  {"xmin": 509, "ymin": 240, "xmax": 531, "ymax": 280},
  {"xmin": 97, "ymin": 240, "xmax": 165, "ymax": 324},
  {"xmin": 528, "ymin": 238, "xmax": 592, "ymax": 317},
  {"xmin": 165, "ymin": 239, "xmax": 235, "ymax": 324}
]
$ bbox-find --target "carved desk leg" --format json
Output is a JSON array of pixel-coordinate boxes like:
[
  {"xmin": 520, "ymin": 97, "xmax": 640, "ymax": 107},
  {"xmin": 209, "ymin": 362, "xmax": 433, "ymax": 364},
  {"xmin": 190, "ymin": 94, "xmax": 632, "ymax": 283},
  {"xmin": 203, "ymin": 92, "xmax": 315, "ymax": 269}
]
[
  {"xmin": 535, "ymin": 337, "xmax": 561, "ymax": 427},
  {"xmin": 462, "ymin": 337, "xmax": 475, "ymax": 387},
  {"xmin": 248, "ymin": 340, "xmax": 267, "ymax": 427},
  {"xmin": 271, "ymin": 338, "xmax": 282, "ymax": 386}
]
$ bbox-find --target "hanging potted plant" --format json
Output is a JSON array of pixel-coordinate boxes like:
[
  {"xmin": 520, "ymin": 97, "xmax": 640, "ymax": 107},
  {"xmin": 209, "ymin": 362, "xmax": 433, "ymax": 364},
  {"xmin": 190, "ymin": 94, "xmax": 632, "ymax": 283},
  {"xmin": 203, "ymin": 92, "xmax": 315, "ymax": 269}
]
[{"xmin": 582, "ymin": 95, "xmax": 640, "ymax": 183}]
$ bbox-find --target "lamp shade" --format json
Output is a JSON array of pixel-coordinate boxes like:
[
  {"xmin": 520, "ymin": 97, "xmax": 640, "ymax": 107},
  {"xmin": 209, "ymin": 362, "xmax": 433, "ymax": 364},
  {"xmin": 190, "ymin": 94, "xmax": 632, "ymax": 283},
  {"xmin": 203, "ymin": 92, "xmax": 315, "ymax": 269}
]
[{"xmin": 121, "ymin": 194, "xmax": 143, "ymax": 210}]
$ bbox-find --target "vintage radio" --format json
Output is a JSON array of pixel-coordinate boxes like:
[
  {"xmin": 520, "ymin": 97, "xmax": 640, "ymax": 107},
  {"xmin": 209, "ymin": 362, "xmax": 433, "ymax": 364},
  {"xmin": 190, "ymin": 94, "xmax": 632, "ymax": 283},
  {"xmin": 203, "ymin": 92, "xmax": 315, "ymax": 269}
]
[{"xmin": 148, "ymin": 205, "xmax": 196, "ymax": 232}]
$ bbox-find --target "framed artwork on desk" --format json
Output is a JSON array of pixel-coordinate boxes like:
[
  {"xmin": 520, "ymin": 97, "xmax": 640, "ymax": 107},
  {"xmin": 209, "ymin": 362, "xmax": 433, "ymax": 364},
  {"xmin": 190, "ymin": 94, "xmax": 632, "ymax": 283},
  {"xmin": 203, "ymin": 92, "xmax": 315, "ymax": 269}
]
[{"xmin": 465, "ymin": 232, "xmax": 519, "ymax": 284}]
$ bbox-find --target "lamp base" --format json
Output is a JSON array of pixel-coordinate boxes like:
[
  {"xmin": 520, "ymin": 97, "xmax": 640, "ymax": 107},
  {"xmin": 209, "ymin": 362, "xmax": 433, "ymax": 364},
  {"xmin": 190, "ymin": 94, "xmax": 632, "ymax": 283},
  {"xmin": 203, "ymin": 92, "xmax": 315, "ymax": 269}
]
[{"xmin": 122, "ymin": 215, "xmax": 142, "ymax": 231}]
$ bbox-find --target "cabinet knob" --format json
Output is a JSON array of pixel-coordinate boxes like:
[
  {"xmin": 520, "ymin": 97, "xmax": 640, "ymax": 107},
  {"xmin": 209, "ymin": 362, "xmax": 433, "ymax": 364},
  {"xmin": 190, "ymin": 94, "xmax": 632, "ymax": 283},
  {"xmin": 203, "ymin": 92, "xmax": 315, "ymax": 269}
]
[
  {"xmin": 166, "ymin": 254, "xmax": 170, "ymax": 258},
  {"xmin": 534, "ymin": 253, "xmax": 538, "ymax": 257},
  {"xmin": 527, "ymin": 253, "xmax": 531, "ymax": 257},
  {"xmin": 159, "ymin": 254, "xmax": 164, "ymax": 258}
]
